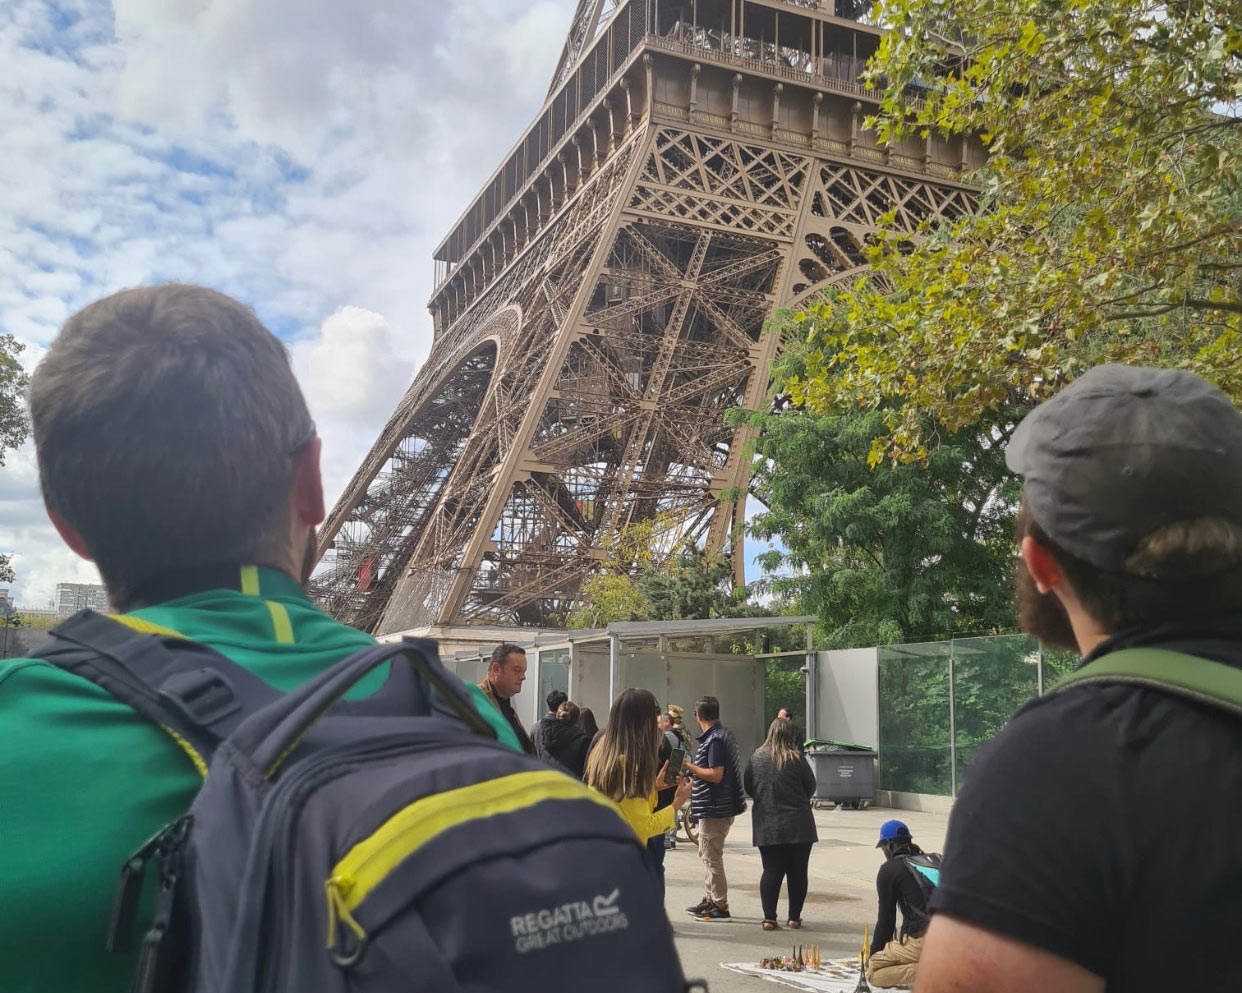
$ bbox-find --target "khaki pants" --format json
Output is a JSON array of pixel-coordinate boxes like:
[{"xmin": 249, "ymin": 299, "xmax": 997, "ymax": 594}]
[
  {"xmin": 697, "ymin": 816, "xmax": 734, "ymax": 906},
  {"xmin": 866, "ymin": 934, "xmax": 924, "ymax": 988}
]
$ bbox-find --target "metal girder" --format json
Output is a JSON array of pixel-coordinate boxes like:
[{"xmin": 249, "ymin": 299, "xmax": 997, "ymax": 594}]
[{"xmin": 314, "ymin": 32, "xmax": 978, "ymax": 632}]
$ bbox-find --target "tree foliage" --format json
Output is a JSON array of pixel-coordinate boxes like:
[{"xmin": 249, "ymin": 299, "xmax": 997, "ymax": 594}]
[
  {"xmin": 0, "ymin": 333, "xmax": 29, "ymax": 468},
  {"xmin": 0, "ymin": 333, "xmax": 30, "ymax": 590},
  {"xmin": 567, "ymin": 515, "xmax": 753, "ymax": 628},
  {"xmin": 737, "ymin": 323, "xmax": 1020, "ymax": 647},
  {"xmin": 568, "ymin": 545, "xmax": 752, "ymax": 628},
  {"xmin": 787, "ymin": 0, "xmax": 1242, "ymax": 461}
]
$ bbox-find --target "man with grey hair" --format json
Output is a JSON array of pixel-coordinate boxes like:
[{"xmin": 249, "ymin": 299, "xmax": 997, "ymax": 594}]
[
  {"xmin": 918, "ymin": 365, "xmax": 1242, "ymax": 993},
  {"xmin": 0, "ymin": 284, "xmax": 520, "ymax": 992}
]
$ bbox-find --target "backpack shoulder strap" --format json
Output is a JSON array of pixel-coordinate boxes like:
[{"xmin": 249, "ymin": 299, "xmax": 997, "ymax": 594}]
[
  {"xmin": 1052, "ymin": 647, "xmax": 1242, "ymax": 718},
  {"xmin": 32, "ymin": 609, "xmax": 281, "ymax": 774}
]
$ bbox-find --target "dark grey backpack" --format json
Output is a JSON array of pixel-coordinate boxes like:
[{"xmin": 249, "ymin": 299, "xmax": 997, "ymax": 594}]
[{"xmin": 38, "ymin": 612, "xmax": 688, "ymax": 993}]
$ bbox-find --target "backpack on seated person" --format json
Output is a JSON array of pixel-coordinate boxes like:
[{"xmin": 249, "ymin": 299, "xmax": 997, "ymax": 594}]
[
  {"xmin": 36, "ymin": 610, "xmax": 690, "ymax": 993},
  {"xmin": 898, "ymin": 852, "xmax": 942, "ymax": 939}
]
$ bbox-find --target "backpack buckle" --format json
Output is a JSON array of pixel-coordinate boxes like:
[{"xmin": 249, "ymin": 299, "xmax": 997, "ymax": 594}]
[{"xmin": 159, "ymin": 668, "xmax": 242, "ymax": 728}]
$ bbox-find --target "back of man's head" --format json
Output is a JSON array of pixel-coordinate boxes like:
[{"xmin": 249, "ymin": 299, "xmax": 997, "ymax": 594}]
[
  {"xmin": 1007, "ymin": 364, "xmax": 1242, "ymax": 643},
  {"xmin": 695, "ymin": 695, "xmax": 720, "ymax": 723},
  {"xmin": 547, "ymin": 689, "xmax": 568, "ymax": 713},
  {"xmin": 30, "ymin": 284, "xmax": 315, "ymax": 606}
]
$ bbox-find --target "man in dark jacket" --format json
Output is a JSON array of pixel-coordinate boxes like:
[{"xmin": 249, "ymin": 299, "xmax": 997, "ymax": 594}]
[
  {"xmin": 477, "ymin": 643, "xmax": 535, "ymax": 754},
  {"xmin": 683, "ymin": 695, "xmax": 746, "ymax": 920},
  {"xmin": 531, "ymin": 688, "xmax": 568, "ymax": 759},
  {"xmin": 868, "ymin": 820, "xmax": 930, "ymax": 988}
]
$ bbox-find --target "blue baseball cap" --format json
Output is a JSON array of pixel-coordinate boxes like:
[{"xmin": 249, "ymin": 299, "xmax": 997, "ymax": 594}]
[{"xmin": 876, "ymin": 820, "xmax": 911, "ymax": 847}]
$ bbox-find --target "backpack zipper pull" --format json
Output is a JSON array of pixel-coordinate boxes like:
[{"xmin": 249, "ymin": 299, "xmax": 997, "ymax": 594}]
[
  {"xmin": 131, "ymin": 816, "xmax": 192, "ymax": 993},
  {"xmin": 106, "ymin": 816, "xmax": 189, "ymax": 952},
  {"xmin": 325, "ymin": 874, "xmax": 368, "ymax": 967}
]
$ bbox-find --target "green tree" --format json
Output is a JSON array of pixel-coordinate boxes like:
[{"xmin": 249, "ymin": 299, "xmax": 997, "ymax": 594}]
[
  {"xmin": 0, "ymin": 333, "xmax": 27, "ymax": 465},
  {"xmin": 568, "ymin": 545, "xmax": 752, "ymax": 628},
  {"xmin": 736, "ymin": 326, "xmax": 1020, "ymax": 647},
  {"xmin": 786, "ymin": 0, "xmax": 1242, "ymax": 461},
  {"xmin": 0, "ymin": 333, "xmax": 30, "ymax": 586},
  {"xmin": 636, "ymin": 547, "xmax": 749, "ymax": 621}
]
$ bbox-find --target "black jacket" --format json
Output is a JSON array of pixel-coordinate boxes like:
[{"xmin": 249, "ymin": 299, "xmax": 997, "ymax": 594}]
[
  {"xmin": 531, "ymin": 713, "xmax": 556, "ymax": 759},
  {"xmin": 541, "ymin": 718, "xmax": 592, "ymax": 780},
  {"xmin": 690, "ymin": 722, "xmax": 746, "ymax": 820},
  {"xmin": 873, "ymin": 843, "xmax": 929, "ymax": 953},
  {"xmin": 743, "ymin": 749, "xmax": 818, "ymax": 847}
]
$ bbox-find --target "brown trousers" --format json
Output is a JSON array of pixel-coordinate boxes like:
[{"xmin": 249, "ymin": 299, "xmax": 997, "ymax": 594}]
[
  {"xmin": 866, "ymin": 934, "xmax": 924, "ymax": 988},
  {"xmin": 696, "ymin": 815, "xmax": 734, "ymax": 906}
]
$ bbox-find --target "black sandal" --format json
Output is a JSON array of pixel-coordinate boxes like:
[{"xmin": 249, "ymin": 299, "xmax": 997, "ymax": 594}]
[{"xmin": 761, "ymin": 920, "xmax": 779, "ymax": 931}]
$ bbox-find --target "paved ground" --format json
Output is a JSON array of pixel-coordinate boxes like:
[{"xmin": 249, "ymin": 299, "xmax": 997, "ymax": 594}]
[{"xmin": 663, "ymin": 805, "xmax": 950, "ymax": 992}]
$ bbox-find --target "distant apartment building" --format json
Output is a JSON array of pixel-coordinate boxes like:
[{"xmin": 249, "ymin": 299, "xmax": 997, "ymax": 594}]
[
  {"xmin": 55, "ymin": 582, "xmax": 109, "ymax": 615},
  {"xmin": 0, "ymin": 588, "xmax": 13, "ymax": 618}
]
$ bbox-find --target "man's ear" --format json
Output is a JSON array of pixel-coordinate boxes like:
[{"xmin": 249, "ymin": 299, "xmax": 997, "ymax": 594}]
[
  {"xmin": 1020, "ymin": 535, "xmax": 1065, "ymax": 594},
  {"xmin": 292, "ymin": 435, "xmax": 326, "ymax": 527},
  {"xmin": 48, "ymin": 508, "xmax": 93, "ymax": 561}
]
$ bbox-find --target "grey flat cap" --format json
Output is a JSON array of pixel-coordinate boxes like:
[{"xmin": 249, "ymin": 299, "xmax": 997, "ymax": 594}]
[{"xmin": 1006, "ymin": 364, "xmax": 1242, "ymax": 573}]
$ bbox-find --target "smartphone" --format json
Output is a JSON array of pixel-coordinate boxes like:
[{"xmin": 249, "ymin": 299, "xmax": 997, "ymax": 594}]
[{"xmin": 663, "ymin": 747, "xmax": 687, "ymax": 787}]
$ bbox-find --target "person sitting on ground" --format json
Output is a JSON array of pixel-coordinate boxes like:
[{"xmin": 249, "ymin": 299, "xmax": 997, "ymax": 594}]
[
  {"xmin": 541, "ymin": 700, "xmax": 592, "ymax": 779},
  {"xmin": 477, "ymin": 642, "xmax": 535, "ymax": 754},
  {"xmin": 530, "ymin": 688, "xmax": 568, "ymax": 759},
  {"xmin": 586, "ymin": 688, "xmax": 692, "ymax": 896},
  {"xmin": 0, "ymin": 284, "xmax": 523, "ymax": 993},
  {"xmin": 868, "ymin": 820, "xmax": 930, "ymax": 988},
  {"xmin": 743, "ymin": 717, "xmax": 818, "ymax": 931}
]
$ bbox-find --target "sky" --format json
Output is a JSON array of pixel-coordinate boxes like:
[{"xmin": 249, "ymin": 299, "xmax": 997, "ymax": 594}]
[
  {"xmin": 0, "ymin": 0, "xmax": 577, "ymax": 606},
  {"xmin": 1, "ymin": 0, "xmax": 777, "ymax": 609}
]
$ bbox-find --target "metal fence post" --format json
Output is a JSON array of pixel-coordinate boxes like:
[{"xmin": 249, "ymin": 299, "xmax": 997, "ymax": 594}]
[
  {"xmin": 948, "ymin": 640, "xmax": 957, "ymax": 798},
  {"xmin": 608, "ymin": 632, "xmax": 620, "ymax": 705},
  {"xmin": 804, "ymin": 622, "xmax": 816, "ymax": 741}
]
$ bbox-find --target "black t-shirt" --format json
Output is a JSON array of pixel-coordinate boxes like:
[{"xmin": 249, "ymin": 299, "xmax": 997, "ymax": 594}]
[{"xmin": 931, "ymin": 614, "xmax": 1242, "ymax": 989}]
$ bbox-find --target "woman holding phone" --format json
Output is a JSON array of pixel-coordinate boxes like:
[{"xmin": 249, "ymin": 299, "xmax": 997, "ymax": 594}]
[{"xmin": 586, "ymin": 688, "xmax": 692, "ymax": 896}]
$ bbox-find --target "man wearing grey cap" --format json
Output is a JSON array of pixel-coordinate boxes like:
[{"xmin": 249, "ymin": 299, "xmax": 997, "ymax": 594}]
[{"xmin": 917, "ymin": 365, "xmax": 1242, "ymax": 993}]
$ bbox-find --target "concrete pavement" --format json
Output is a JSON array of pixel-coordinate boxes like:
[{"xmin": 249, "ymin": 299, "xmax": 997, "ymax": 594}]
[{"xmin": 663, "ymin": 805, "xmax": 950, "ymax": 992}]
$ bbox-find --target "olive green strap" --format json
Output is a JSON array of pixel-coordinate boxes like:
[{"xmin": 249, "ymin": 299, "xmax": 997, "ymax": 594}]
[{"xmin": 1053, "ymin": 648, "xmax": 1242, "ymax": 718}]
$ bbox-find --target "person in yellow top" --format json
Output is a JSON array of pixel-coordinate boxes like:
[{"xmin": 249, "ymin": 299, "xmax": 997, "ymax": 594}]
[{"xmin": 586, "ymin": 688, "xmax": 692, "ymax": 896}]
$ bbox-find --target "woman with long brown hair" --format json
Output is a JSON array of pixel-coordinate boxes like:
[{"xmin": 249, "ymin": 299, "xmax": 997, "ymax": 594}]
[
  {"xmin": 587, "ymin": 688, "xmax": 692, "ymax": 893},
  {"xmin": 743, "ymin": 717, "xmax": 818, "ymax": 931}
]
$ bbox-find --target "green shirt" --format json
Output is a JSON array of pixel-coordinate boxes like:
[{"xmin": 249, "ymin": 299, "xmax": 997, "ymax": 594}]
[{"xmin": 0, "ymin": 566, "xmax": 518, "ymax": 993}]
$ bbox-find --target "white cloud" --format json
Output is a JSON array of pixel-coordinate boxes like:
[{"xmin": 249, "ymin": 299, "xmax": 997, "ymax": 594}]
[
  {"xmin": 0, "ymin": 0, "xmax": 573, "ymax": 606},
  {"xmin": 291, "ymin": 305, "xmax": 418, "ymax": 509}
]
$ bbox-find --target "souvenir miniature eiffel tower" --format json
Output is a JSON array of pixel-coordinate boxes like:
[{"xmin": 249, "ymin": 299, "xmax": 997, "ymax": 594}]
[{"xmin": 853, "ymin": 926, "xmax": 872, "ymax": 992}]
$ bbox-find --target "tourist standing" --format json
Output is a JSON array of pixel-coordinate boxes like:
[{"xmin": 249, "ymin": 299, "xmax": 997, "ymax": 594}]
[
  {"xmin": 743, "ymin": 717, "xmax": 818, "ymax": 930},
  {"xmin": 586, "ymin": 688, "xmax": 692, "ymax": 895},
  {"xmin": 683, "ymin": 695, "xmax": 746, "ymax": 920},
  {"xmin": 530, "ymin": 688, "xmax": 568, "ymax": 759},
  {"xmin": 541, "ymin": 701, "xmax": 592, "ymax": 779},
  {"xmin": 477, "ymin": 643, "xmax": 535, "ymax": 754}
]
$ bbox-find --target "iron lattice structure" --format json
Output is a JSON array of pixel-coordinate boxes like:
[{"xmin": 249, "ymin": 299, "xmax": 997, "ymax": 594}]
[{"xmin": 313, "ymin": 0, "xmax": 982, "ymax": 633}]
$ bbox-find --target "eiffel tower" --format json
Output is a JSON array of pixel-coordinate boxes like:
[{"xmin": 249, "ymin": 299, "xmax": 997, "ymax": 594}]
[{"xmin": 312, "ymin": 0, "xmax": 981, "ymax": 634}]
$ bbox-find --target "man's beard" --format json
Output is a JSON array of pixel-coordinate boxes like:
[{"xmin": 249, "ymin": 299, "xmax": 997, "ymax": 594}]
[
  {"xmin": 300, "ymin": 526, "xmax": 320, "ymax": 587},
  {"xmin": 1015, "ymin": 558, "xmax": 1079, "ymax": 653}
]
